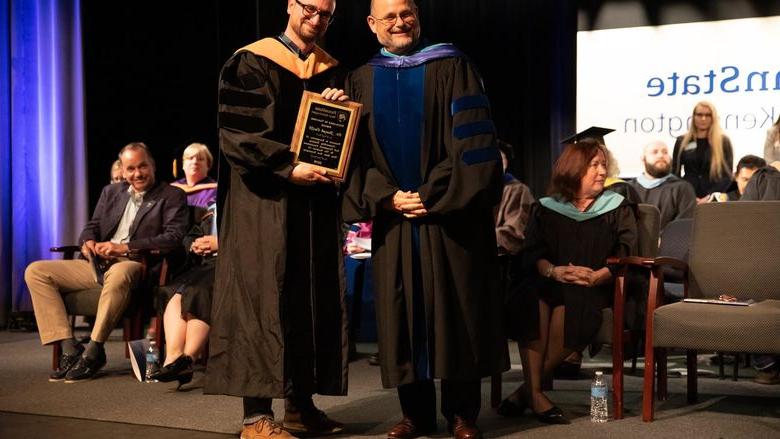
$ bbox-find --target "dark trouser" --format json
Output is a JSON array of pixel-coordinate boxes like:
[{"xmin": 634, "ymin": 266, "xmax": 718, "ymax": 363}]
[
  {"xmin": 398, "ymin": 379, "xmax": 481, "ymax": 427},
  {"xmin": 244, "ymin": 192, "xmax": 324, "ymax": 423},
  {"xmin": 242, "ymin": 389, "xmax": 315, "ymax": 423}
]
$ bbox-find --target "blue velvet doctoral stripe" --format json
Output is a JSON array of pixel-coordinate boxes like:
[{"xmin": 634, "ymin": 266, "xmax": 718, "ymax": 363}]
[
  {"xmin": 372, "ymin": 63, "xmax": 431, "ymax": 380},
  {"xmin": 453, "ymin": 120, "xmax": 496, "ymax": 140},
  {"xmin": 2, "ymin": 0, "xmax": 86, "ymax": 313},
  {"xmin": 372, "ymin": 65, "xmax": 424, "ymax": 191},
  {"xmin": 450, "ymin": 94, "xmax": 490, "ymax": 116}
]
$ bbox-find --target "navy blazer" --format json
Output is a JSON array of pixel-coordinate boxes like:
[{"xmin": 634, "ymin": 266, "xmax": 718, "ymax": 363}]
[{"xmin": 79, "ymin": 181, "xmax": 189, "ymax": 277}]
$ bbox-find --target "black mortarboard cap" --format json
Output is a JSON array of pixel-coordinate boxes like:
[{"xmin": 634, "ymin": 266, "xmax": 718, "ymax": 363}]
[{"xmin": 561, "ymin": 126, "xmax": 615, "ymax": 145}]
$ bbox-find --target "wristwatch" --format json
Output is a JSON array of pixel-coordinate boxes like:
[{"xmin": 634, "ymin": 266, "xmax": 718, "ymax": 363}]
[{"xmin": 544, "ymin": 264, "xmax": 555, "ymax": 278}]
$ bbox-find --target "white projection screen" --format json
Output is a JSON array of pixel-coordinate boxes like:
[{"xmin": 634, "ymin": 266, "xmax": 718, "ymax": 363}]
[{"xmin": 577, "ymin": 16, "xmax": 780, "ymax": 177}]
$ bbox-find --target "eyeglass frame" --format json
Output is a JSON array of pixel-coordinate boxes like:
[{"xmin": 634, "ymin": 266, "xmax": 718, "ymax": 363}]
[
  {"xmin": 369, "ymin": 9, "xmax": 417, "ymax": 27},
  {"xmin": 294, "ymin": 0, "xmax": 335, "ymax": 25}
]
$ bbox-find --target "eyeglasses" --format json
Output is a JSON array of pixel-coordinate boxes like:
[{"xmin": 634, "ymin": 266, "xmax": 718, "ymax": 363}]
[
  {"xmin": 295, "ymin": 0, "xmax": 335, "ymax": 24},
  {"xmin": 370, "ymin": 10, "xmax": 417, "ymax": 27},
  {"xmin": 694, "ymin": 112, "xmax": 712, "ymax": 118}
]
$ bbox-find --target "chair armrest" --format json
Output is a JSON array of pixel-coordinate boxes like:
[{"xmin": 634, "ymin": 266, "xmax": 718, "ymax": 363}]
[
  {"xmin": 606, "ymin": 256, "xmax": 656, "ymax": 267},
  {"xmin": 126, "ymin": 248, "xmax": 172, "ymax": 286},
  {"xmin": 50, "ymin": 245, "xmax": 81, "ymax": 260},
  {"xmin": 650, "ymin": 256, "xmax": 688, "ymax": 273}
]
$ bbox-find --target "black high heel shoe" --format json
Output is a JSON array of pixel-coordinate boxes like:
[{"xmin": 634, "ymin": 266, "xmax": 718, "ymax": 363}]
[
  {"xmin": 149, "ymin": 355, "xmax": 193, "ymax": 388},
  {"xmin": 497, "ymin": 396, "xmax": 528, "ymax": 417},
  {"xmin": 497, "ymin": 385, "xmax": 529, "ymax": 417},
  {"xmin": 534, "ymin": 406, "xmax": 570, "ymax": 425}
]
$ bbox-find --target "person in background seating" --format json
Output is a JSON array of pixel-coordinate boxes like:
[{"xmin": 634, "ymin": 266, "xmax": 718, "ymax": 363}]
[
  {"xmin": 110, "ymin": 159, "xmax": 123, "ymax": 183},
  {"xmin": 722, "ymin": 155, "xmax": 766, "ymax": 201},
  {"xmin": 499, "ymin": 139, "xmax": 637, "ymax": 425},
  {"xmin": 627, "ymin": 140, "xmax": 696, "ymax": 229},
  {"xmin": 24, "ymin": 142, "xmax": 188, "ymax": 382},
  {"xmin": 150, "ymin": 204, "xmax": 218, "ymax": 388},
  {"xmin": 171, "ymin": 142, "xmax": 217, "ymax": 208}
]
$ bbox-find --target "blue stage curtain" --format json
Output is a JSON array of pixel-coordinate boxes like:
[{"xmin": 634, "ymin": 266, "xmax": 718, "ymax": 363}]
[{"xmin": 0, "ymin": 0, "xmax": 86, "ymax": 323}]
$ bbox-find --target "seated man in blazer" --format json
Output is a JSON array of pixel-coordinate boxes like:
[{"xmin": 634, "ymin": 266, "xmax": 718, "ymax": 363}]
[{"xmin": 25, "ymin": 142, "xmax": 189, "ymax": 382}]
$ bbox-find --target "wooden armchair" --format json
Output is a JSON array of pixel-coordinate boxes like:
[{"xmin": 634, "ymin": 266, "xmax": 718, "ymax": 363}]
[
  {"xmin": 491, "ymin": 204, "xmax": 660, "ymax": 417},
  {"xmin": 600, "ymin": 203, "xmax": 660, "ymax": 420},
  {"xmin": 49, "ymin": 246, "xmax": 167, "ymax": 369},
  {"xmin": 638, "ymin": 201, "xmax": 780, "ymax": 421}
]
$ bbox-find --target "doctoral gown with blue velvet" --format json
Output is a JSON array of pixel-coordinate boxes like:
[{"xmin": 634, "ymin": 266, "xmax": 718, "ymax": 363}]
[{"xmin": 343, "ymin": 43, "xmax": 509, "ymax": 388}]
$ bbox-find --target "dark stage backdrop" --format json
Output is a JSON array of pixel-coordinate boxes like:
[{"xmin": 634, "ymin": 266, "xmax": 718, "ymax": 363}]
[{"xmin": 81, "ymin": 1, "xmax": 578, "ymax": 209}]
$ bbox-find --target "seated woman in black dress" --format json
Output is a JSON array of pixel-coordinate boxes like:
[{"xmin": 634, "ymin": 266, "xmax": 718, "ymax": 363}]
[
  {"xmin": 499, "ymin": 139, "xmax": 637, "ymax": 424},
  {"xmin": 150, "ymin": 206, "xmax": 217, "ymax": 386}
]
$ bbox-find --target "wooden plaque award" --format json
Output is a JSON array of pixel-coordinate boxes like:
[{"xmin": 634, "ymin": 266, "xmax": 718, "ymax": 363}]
[{"xmin": 289, "ymin": 91, "xmax": 363, "ymax": 182}]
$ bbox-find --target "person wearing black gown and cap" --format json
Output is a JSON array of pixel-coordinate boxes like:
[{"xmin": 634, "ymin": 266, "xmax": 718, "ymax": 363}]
[{"xmin": 499, "ymin": 136, "xmax": 637, "ymax": 424}]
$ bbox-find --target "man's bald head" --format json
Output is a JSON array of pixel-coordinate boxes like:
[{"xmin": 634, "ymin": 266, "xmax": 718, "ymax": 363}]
[{"xmin": 371, "ymin": 0, "xmax": 417, "ymax": 15}]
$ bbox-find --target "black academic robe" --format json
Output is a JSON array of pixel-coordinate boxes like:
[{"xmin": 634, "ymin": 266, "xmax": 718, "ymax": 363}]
[
  {"xmin": 510, "ymin": 198, "xmax": 637, "ymax": 350},
  {"xmin": 627, "ymin": 175, "xmax": 697, "ymax": 230},
  {"xmin": 343, "ymin": 48, "xmax": 508, "ymax": 388},
  {"xmin": 742, "ymin": 166, "xmax": 780, "ymax": 200},
  {"xmin": 205, "ymin": 39, "xmax": 348, "ymax": 399}
]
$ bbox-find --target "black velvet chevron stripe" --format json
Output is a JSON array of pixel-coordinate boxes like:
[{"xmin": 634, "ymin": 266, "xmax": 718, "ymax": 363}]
[
  {"xmin": 219, "ymin": 88, "xmax": 271, "ymax": 108},
  {"xmin": 219, "ymin": 112, "xmax": 269, "ymax": 133}
]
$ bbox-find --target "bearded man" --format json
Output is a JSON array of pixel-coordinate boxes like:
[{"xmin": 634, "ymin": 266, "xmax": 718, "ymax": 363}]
[{"xmin": 628, "ymin": 140, "xmax": 697, "ymax": 229}]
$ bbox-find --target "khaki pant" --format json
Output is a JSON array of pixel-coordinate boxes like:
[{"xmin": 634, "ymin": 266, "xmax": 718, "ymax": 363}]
[{"xmin": 25, "ymin": 259, "xmax": 143, "ymax": 345}]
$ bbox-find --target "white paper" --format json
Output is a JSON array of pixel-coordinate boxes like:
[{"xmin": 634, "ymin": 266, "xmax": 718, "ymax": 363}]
[{"xmin": 352, "ymin": 237, "xmax": 371, "ymax": 251}]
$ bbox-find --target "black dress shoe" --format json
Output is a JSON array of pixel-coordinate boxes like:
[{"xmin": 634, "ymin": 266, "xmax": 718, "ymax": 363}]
[
  {"xmin": 64, "ymin": 351, "xmax": 106, "ymax": 383},
  {"xmin": 49, "ymin": 344, "xmax": 85, "ymax": 382},
  {"xmin": 534, "ymin": 406, "xmax": 570, "ymax": 425},
  {"xmin": 149, "ymin": 355, "xmax": 193, "ymax": 388},
  {"xmin": 497, "ymin": 396, "xmax": 528, "ymax": 417}
]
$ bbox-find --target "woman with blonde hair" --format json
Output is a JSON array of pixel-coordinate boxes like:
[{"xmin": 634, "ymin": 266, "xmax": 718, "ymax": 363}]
[
  {"xmin": 171, "ymin": 142, "xmax": 217, "ymax": 207},
  {"xmin": 672, "ymin": 101, "xmax": 733, "ymax": 199}
]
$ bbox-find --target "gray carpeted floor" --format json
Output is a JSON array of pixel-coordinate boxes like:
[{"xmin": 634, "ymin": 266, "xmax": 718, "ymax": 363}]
[{"xmin": 0, "ymin": 329, "xmax": 778, "ymax": 438}]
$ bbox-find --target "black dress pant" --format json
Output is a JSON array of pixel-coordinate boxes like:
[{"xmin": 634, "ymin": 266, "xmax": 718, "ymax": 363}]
[{"xmin": 398, "ymin": 379, "xmax": 481, "ymax": 426}]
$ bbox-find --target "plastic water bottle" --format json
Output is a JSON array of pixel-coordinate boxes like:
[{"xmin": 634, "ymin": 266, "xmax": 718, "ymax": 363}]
[
  {"xmin": 590, "ymin": 371, "xmax": 608, "ymax": 422},
  {"xmin": 144, "ymin": 339, "xmax": 160, "ymax": 383}
]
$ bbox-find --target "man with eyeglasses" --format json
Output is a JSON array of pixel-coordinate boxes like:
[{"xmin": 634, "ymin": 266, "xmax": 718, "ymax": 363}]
[
  {"xmin": 205, "ymin": 1, "xmax": 348, "ymax": 439},
  {"xmin": 342, "ymin": 1, "xmax": 507, "ymax": 438}
]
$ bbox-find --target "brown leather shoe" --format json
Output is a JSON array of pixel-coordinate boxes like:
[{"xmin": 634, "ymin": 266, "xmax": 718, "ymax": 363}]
[
  {"xmin": 448, "ymin": 416, "xmax": 482, "ymax": 439},
  {"xmin": 240, "ymin": 417, "xmax": 298, "ymax": 439},
  {"xmin": 387, "ymin": 416, "xmax": 436, "ymax": 439},
  {"xmin": 283, "ymin": 408, "xmax": 344, "ymax": 436}
]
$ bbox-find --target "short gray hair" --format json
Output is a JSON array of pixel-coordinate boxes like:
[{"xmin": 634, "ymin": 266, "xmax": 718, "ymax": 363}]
[{"xmin": 118, "ymin": 142, "xmax": 155, "ymax": 167}]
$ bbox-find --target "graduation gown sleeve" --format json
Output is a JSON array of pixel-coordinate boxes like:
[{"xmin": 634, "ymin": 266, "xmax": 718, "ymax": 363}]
[{"xmin": 218, "ymin": 52, "xmax": 295, "ymax": 181}]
